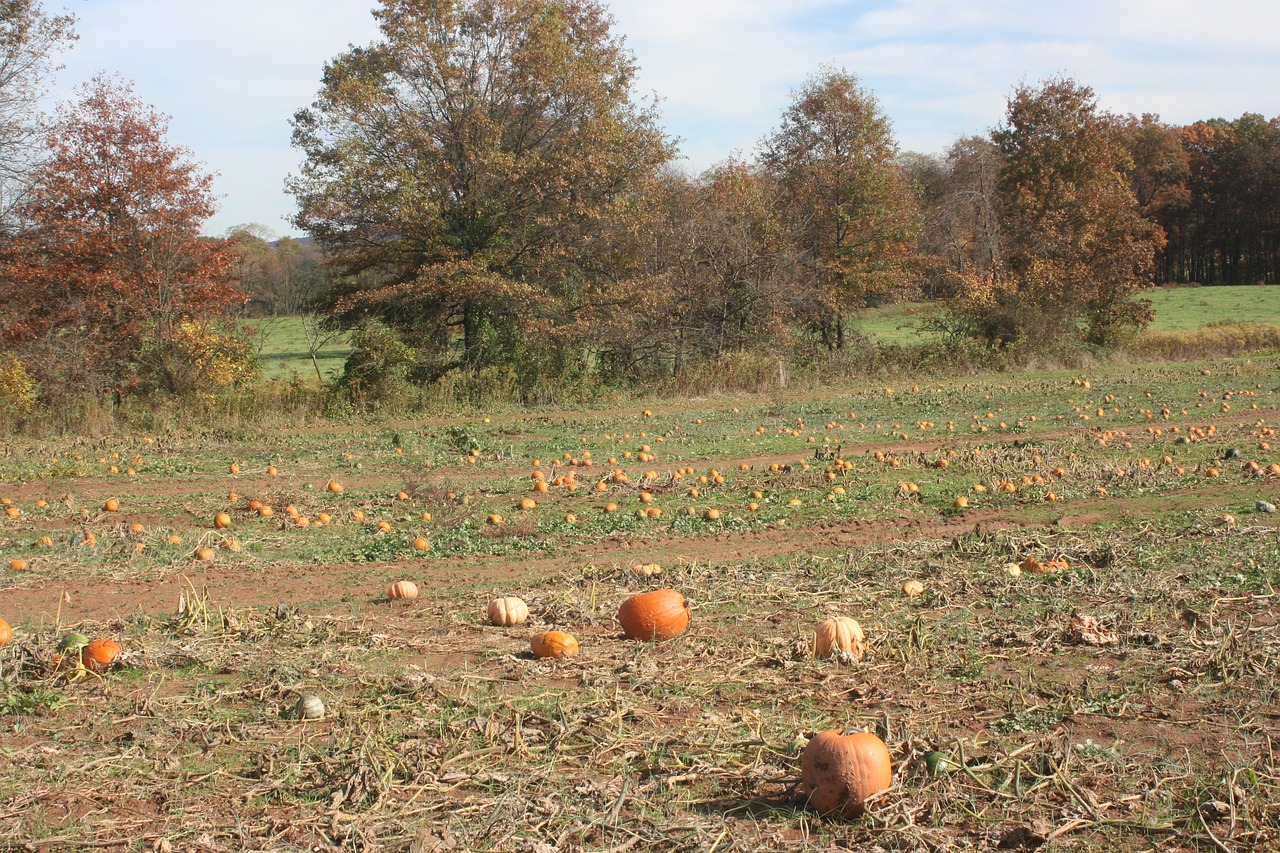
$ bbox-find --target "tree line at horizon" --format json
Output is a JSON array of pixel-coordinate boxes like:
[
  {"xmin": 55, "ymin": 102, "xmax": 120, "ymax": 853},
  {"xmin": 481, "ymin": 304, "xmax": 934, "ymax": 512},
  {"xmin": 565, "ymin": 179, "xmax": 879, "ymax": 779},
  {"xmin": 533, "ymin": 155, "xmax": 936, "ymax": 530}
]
[{"xmin": 0, "ymin": 0, "xmax": 1277, "ymax": 420}]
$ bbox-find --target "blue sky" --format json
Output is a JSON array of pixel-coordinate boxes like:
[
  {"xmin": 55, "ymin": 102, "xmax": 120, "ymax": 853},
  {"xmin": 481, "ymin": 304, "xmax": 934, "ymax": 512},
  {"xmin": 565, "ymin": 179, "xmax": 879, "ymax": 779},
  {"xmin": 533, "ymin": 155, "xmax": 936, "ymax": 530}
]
[{"xmin": 48, "ymin": 0, "xmax": 1280, "ymax": 238}]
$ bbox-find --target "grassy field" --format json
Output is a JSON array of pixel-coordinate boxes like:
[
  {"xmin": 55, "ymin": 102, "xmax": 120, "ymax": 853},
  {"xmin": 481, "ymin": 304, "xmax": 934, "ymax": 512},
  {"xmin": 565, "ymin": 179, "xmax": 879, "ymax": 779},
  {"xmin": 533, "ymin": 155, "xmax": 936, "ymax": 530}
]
[
  {"xmin": 247, "ymin": 316, "xmax": 349, "ymax": 381},
  {"xmin": 250, "ymin": 286, "xmax": 1280, "ymax": 379},
  {"xmin": 857, "ymin": 284, "xmax": 1280, "ymax": 345},
  {"xmin": 2, "ymin": 355, "xmax": 1279, "ymax": 850},
  {"xmin": 1145, "ymin": 284, "xmax": 1280, "ymax": 329}
]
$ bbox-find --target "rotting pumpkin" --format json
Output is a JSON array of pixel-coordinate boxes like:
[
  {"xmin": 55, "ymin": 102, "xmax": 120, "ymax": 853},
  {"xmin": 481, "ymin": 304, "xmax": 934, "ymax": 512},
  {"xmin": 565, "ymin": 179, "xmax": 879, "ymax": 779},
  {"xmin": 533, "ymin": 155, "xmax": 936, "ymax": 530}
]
[
  {"xmin": 801, "ymin": 727, "xmax": 893, "ymax": 817},
  {"xmin": 814, "ymin": 617, "xmax": 865, "ymax": 660},
  {"xmin": 530, "ymin": 630, "xmax": 579, "ymax": 659}
]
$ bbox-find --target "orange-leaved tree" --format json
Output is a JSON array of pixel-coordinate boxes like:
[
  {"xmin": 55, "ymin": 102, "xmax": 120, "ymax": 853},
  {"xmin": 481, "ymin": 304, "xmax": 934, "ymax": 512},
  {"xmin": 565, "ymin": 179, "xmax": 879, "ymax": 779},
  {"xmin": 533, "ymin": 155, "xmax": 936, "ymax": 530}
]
[
  {"xmin": 289, "ymin": 0, "xmax": 673, "ymax": 391},
  {"xmin": 0, "ymin": 74, "xmax": 247, "ymax": 404},
  {"xmin": 951, "ymin": 76, "xmax": 1163, "ymax": 348},
  {"xmin": 759, "ymin": 68, "xmax": 921, "ymax": 351}
]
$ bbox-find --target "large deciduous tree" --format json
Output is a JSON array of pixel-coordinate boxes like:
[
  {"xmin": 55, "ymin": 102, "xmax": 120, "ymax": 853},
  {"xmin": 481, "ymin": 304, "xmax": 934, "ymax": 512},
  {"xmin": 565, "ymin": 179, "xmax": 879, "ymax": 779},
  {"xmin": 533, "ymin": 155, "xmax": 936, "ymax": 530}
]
[
  {"xmin": 289, "ymin": 0, "xmax": 674, "ymax": 382},
  {"xmin": 953, "ymin": 76, "xmax": 1163, "ymax": 347},
  {"xmin": 759, "ymin": 68, "xmax": 920, "ymax": 350},
  {"xmin": 0, "ymin": 74, "xmax": 245, "ymax": 401},
  {"xmin": 0, "ymin": 0, "xmax": 76, "ymax": 231}
]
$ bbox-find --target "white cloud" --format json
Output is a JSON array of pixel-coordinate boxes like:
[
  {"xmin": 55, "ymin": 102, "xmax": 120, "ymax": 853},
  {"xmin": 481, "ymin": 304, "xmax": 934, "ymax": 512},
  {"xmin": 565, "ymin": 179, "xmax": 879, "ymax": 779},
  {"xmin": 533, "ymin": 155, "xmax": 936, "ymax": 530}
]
[{"xmin": 34, "ymin": 0, "xmax": 1280, "ymax": 235}]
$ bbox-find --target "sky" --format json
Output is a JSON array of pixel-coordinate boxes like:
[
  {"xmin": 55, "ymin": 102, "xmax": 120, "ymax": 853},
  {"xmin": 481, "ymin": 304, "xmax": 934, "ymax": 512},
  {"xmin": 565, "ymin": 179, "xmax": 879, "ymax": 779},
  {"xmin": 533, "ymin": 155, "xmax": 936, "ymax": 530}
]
[{"xmin": 46, "ymin": 0, "xmax": 1280, "ymax": 239}]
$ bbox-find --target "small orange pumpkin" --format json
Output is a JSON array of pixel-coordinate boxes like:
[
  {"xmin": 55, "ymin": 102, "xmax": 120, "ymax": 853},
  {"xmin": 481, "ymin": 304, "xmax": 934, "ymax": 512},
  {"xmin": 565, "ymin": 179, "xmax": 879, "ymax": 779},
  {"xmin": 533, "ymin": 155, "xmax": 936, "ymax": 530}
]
[
  {"xmin": 618, "ymin": 589, "xmax": 690, "ymax": 641},
  {"xmin": 83, "ymin": 638, "xmax": 123, "ymax": 672},
  {"xmin": 104, "ymin": 498, "xmax": 120, "ymax": 512},
  {"xmin": 801, "ymin": 728, "xmax": 893, "ymax": 816},
  {"xmin": 530, "ymin": 630, "xmax": 579, "ymax": 659},
  {"xmin": 388, "ymin": 580, "xmax": 419, "ymax": 600},
  {"xmin": 0, "ymin": 617, "xmax": 11, "ymax": 647},
  {"xmin": 214, "ymin": 512, "xmax": 233, "ymax": 529},
  {"xmin": 488, "ymin": 596, "xmax": 529, "ymax": 627}
]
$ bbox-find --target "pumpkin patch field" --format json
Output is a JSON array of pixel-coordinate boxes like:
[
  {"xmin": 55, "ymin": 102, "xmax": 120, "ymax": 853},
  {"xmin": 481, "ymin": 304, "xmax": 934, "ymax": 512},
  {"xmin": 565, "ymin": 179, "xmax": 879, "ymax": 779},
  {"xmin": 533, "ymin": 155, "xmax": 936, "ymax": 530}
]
[{"xmin": 1, "ymin": 359, "xmax": 1279, "ymax": 851}]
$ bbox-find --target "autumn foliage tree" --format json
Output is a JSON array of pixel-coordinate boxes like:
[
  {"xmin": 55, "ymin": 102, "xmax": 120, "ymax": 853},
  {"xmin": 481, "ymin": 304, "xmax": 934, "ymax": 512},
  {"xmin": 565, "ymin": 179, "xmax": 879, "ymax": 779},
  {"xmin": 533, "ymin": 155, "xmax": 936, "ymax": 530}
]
[
  {"xmin": 0, "ymin": 74, "xmax": 246, "ymax": 404},
  {"xmin": 951, "ymin": 77, "xmax": 1163, "ymax": 348},
  {"xmin": 0, "ymin": 0, "xmax": 77, "ymax": 230},
  {"xmin": 289, "ymin": 0, "xmax": 673, "ymax": 389},
  {"xmin": 597, "ymin": 161, "xmax": 802, "ymax": 379},
  {"xmin": 760, "ymin": 68, "xmax": 920, "ymax": 350}
]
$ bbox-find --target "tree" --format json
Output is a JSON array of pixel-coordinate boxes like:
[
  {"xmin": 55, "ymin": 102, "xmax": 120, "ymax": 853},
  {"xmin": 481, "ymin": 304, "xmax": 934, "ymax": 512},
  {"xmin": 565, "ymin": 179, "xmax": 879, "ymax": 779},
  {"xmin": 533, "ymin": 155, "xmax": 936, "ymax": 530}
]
[
  {"xmin": 226, "ymin": 224, "xmax": 284, "ymax": 312},
  {"xmin": 289, "ymin": 0, "xmax": 674, "ymax": 383},
  {"xmin": 0, "ymin": 1, "xmax": 77, "ymax": 231},
  {"xmin": 0, "ymin": 74, "xmax": 246, "ymax": 400},
  {"xmin": 905, "ymin": 136, "xmax": 1003, "ymax": 299},
  {"xmin": 759, "ymin": 68, "xmax": 920, "ymax": 349},
  {"xmin": 1165, "ymin": 114, "xmax": 1280, "ymax": 285},
  {"xmin": 955, "ymin": 76, "xmax": 1163, "ymax": 347},
  {"xmin": 603, "ymin": 161, "xmax": 801, "ymax": 379}
]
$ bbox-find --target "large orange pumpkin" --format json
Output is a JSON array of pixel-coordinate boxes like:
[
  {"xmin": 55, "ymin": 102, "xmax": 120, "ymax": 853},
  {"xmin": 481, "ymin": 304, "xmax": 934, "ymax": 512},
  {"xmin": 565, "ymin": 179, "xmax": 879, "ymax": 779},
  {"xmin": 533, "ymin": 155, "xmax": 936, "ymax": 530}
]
[
  {"xmin": 83, "ymin": 638, "xmax": 123, "ymax": 672},
  {"xmin": 618, "ymin": 589, "xmax": 690, "ymax": 641},
  {"xmin": 801, "ymin": 728, "xmax": 893, "ymax": 816},
  {"xmin": 530, "ymin": 630, "xmax": 579, "ymax": 659},
  {"xmin": 0, "ymin": 617, "xmax": 11, "ymax": 647}
]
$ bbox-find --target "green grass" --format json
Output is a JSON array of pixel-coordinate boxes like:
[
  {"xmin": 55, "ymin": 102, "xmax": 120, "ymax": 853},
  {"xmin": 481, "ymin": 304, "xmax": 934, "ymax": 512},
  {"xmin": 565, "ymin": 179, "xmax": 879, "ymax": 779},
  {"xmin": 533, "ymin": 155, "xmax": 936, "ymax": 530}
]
[
  {"xmin": 246, "ymin": 316, "xmax": 349, "ymax": 381},
  {"xmin": 855, "ymin": 284, "xmax": 1280, "ymax": 344},
  {"xmin": 1143, "ymin": 284, "xmax": 1280, "ymax": 330},
  {"xmin": 244, "ymin": 285, "xmax": 1280, "ymax": 383}
]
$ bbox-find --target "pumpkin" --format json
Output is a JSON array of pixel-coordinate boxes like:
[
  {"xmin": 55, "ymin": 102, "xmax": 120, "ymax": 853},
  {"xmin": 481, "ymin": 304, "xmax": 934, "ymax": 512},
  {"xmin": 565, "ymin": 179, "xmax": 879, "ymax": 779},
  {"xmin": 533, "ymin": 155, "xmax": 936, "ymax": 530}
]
[
  {"xmin": 327, "ymin": 480, "xmax": 343, "ymax": 493},
  {"xmin": 195, "ymin": 546, "xmax": 216, "ymax": 561},
  {"xmin": 814, "ymin": 617, "xmax": 865, "ymax": 660},
  {"xmin": 0, "ymin": 617, "xmax": 11, "ymax": 647},
  {"xmin": 412, "ymin": 537, "xmax": 431, "ymax": 551},
  {"xmin": 104, "ymin": 498, "xmax": 120, "ymax": 512},
  {"xmin": 58, "ymin": 632, "xmax": 90, "ymax": 652},
  {"xmin": 284, "ymin": 693, "xmax": 325, "ymax": 720},
  {"xmin": 530, "ymin": 630, "xmax": 579, "ymax": 659},
  {"xmin": 83, "ymin": 638, "xmax": 122, "ymax": 672},
  {"xmin": 618, "ymin": 589, "xmax": 690, "ymax": 641},
  {"xmin": 902, "ymin": 580, "xmax": 924, "ymax": 597},
  {"xmin": 388, "ymin": 580, "xmax": 419, "ymax": 600},
  {"xmin": 488, "ymin": 596, "xmax": 529, "ymax": 627},
  {"xmin": 10, "ymin": 558, "xmax": 26, "ymax": 571},
  {"xmin": 214, "ymin": 512, "xmax": 233, "ymax": 529},
  {"xmin": 801, "ymin": 728, "xmax": 893, "ymax": 816}
]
